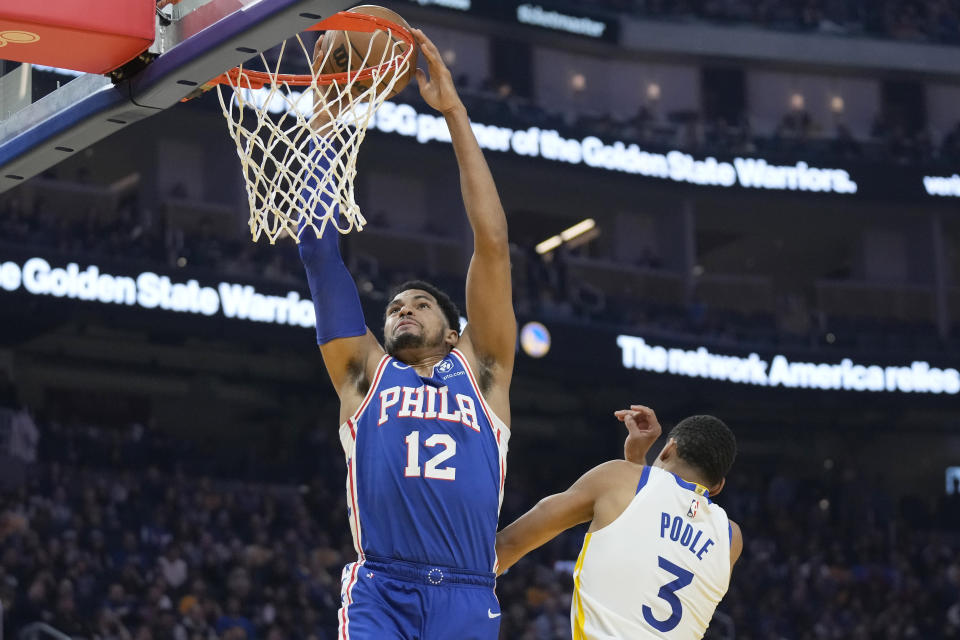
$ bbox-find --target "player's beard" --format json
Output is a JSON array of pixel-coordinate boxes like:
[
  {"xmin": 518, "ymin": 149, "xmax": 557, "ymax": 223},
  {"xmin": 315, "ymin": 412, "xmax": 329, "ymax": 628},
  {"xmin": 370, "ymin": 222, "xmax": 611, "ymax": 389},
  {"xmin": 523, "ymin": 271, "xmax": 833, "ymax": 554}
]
[{"xmin": 386, "ymin": 325, "xmax": 445, "ymax": 358}]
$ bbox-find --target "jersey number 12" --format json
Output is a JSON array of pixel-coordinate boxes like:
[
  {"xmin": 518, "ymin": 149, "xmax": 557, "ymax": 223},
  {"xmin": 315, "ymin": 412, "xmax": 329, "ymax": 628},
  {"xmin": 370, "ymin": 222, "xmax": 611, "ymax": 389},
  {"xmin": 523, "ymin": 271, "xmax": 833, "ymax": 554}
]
[{"xmin": 404, "ymin": 430, "xmax": 456, "ymax": 480}]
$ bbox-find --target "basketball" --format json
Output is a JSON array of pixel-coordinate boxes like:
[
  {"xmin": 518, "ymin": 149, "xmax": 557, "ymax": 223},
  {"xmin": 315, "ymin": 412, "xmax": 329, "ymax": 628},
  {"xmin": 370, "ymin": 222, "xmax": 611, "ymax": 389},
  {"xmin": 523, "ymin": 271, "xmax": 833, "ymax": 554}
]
[{"xmin": 313, "ymin": 5, "xmax": 418, "ymax": 99}]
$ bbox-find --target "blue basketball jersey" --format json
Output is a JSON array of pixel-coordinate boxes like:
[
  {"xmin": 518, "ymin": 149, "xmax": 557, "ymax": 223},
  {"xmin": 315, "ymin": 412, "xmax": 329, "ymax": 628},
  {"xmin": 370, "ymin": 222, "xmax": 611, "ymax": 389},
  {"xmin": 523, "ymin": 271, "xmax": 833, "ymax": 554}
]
[{"xmin": 338, "ymin": 348, "xmax": 510, "ymax": 574}]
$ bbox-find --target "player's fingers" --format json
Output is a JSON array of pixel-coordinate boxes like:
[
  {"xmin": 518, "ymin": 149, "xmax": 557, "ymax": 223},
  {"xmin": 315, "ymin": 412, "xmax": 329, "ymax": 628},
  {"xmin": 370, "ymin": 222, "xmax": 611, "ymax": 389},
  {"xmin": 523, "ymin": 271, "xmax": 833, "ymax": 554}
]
[
  {"xmin": 418, "ymin": 39, "xmax": 448, "ymax": 76},
  {"xmin": 417, "ymin": 30, "xmax": 441, "ymax": 57},
  {"xmin": 419, "ymin": 44, "xmax": 441, "ymax": 71},
  {"xmin": 415, "ymin": 67, "xmax": 427, "ymax": 86},
  {"xmin": 634, "ymin": 408, "xmax": 655, "ymax": 421},
  {"xmin": 413, "ymin": 29, "xmax": 441, "ymax": 61}
]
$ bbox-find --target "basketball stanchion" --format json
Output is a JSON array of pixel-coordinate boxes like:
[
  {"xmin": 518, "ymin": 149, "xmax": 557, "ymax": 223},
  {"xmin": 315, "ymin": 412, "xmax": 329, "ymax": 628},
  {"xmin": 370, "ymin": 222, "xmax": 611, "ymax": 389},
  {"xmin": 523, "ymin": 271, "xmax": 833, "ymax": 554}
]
[{"xmin": 208, "ymin": 6, "xmax": 416, "ymax": 244}]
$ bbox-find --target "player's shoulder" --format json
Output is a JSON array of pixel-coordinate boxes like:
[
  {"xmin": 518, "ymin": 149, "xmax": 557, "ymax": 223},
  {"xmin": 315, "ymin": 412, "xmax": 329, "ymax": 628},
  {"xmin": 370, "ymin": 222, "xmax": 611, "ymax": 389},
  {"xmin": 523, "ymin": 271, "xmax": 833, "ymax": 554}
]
[
  {"xmin": 587, "ymin": 459, "xmax": 646, "ymax": 489},
  {"xmin": 596, "ymin": 459, "xmax": 645, "ymax": 474}
]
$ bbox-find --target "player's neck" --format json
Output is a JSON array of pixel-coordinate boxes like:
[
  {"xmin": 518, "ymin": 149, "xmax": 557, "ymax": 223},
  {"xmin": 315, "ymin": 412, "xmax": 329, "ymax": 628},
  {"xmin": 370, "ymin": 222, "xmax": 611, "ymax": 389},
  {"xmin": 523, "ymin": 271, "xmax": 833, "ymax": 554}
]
[
  {"xmin": 393, "ymin": 349, "xmax": 450, "ymax": 373},
  {"xmin": 661, "ymin": 462, "xmax": 710, "ymax": 493}
]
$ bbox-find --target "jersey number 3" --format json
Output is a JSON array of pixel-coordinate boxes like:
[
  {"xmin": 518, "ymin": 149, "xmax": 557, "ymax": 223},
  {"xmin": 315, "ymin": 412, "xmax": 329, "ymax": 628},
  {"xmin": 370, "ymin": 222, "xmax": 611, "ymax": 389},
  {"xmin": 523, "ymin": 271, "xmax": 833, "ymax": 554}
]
[
  {"xmin": 404, "ymin": 430, "xmax": 456, "ymax": 480},
  {"xmin": 642, "ymin": 556, "xmax": 694, "ymax": 633}
]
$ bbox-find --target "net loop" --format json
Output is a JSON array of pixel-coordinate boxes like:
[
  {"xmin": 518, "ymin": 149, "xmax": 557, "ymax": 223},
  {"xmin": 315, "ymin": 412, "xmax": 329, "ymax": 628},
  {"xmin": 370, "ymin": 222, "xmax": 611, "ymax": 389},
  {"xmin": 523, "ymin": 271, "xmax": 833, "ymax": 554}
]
[{"xmin": 214, "ymin": 12, "xmax": 414, "ymax": 244}]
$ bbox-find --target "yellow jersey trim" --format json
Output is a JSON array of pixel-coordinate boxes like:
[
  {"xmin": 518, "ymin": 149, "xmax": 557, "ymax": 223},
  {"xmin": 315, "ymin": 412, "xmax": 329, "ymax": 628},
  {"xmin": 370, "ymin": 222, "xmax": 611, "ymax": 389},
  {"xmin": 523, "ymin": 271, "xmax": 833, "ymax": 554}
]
[{"xmin": 572, "ymin": 532, "xmax": 592, "ymax": 639}]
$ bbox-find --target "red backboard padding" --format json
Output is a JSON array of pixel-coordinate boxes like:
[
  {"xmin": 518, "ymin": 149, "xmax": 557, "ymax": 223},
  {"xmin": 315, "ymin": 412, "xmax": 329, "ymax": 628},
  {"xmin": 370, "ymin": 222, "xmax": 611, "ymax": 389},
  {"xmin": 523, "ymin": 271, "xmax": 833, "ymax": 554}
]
[{"xmin": 0, "ymin": 0, "xmax": 155, "ymax": 74}]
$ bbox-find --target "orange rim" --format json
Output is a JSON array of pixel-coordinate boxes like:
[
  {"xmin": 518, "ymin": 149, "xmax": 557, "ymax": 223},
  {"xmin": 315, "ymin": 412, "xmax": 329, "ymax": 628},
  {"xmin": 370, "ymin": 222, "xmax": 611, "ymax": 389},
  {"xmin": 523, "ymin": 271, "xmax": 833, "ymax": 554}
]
[{"xmin": 209, "ymin": 12, "xmax": 415, "ymax": 90}]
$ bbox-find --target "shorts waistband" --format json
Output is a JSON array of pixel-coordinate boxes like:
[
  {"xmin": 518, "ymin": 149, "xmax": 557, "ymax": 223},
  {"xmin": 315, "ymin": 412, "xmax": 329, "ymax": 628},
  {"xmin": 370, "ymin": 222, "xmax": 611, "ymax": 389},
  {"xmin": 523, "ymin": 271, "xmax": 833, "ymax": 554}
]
[{"xmin": 360, "ymin": 555, "xmax": 496, "ymax": 588}]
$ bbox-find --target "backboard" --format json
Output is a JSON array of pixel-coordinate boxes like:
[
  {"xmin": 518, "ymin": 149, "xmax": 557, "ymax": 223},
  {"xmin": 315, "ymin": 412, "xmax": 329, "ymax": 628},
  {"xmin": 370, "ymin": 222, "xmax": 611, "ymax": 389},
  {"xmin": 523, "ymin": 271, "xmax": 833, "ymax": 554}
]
[{"xmin": 0, "ymin": 0, "xmax": 351, "ymax": 193}]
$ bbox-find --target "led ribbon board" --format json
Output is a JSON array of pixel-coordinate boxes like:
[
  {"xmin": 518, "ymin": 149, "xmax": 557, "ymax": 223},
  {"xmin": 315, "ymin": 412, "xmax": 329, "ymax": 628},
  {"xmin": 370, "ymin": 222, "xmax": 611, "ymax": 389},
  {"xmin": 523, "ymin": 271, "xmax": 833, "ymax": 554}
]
[
  {"xmin": 237, "ymin": 96, "xmax": 861, "ymax": 195},
  {"xmin": 0, "ymin": 256, "xmax": 316, "ymax": 328},
  {"xmin": 617, "ymin": 334, "xmax": 960, "ymax": 395}
]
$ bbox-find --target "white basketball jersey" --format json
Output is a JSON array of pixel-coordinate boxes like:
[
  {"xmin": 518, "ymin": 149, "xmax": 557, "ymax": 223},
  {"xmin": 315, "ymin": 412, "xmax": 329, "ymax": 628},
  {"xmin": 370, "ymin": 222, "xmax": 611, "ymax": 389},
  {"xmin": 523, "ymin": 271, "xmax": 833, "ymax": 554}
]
[{"xmin": 571, "ymin": 465, "xmax": 731, "ymax": 640}]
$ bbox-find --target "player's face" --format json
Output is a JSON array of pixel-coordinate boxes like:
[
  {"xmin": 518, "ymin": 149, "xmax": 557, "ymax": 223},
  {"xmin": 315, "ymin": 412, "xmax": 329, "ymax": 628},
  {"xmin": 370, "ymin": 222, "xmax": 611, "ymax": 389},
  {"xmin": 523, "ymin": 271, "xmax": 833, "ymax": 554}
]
[{"xmin": 384, "ymin": 289, "xmax": 450, "ymax": 357}]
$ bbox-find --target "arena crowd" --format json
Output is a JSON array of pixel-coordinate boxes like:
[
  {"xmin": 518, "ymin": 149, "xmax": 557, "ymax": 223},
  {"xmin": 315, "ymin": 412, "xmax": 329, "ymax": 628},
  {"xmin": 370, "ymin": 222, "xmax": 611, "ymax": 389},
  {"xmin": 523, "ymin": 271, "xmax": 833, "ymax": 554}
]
[{"xmin": 1, "ymin": 400, "xmax": 959, "ymax": 639}]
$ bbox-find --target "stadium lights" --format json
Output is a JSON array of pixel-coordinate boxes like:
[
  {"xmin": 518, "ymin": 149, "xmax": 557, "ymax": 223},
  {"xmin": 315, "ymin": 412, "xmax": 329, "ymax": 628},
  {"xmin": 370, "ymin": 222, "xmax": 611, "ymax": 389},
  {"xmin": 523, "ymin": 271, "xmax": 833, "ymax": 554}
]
[
  {"xmin": 560, "ymin": 218, "xmax": 596, "ymax": 241},
  {"xmin": 535, "ymin": 235, "xmax": 563, "ymax": 255},
  {"xmin": 535, "ymin": 218, "xmax": 597, "ymax": 255}
]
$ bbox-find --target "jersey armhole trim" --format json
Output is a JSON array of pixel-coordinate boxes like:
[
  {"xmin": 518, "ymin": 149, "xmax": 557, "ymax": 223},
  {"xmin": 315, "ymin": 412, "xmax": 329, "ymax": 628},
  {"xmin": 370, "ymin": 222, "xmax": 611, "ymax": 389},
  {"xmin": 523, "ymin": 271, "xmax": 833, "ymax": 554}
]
[
  {"xmin": 344, "ymin": 354, "xmax": 391, "ymax": 428},
  {"xmin": 449, "ymin": 348, "xmax": 509, "ymax": 432},
  {"xmin": 636, "ymin": 465, "xmax": 652, "ymax": 494},
  {"xmin": 729, "ymin": 523, "xmax": 732, "ymax": 544}
]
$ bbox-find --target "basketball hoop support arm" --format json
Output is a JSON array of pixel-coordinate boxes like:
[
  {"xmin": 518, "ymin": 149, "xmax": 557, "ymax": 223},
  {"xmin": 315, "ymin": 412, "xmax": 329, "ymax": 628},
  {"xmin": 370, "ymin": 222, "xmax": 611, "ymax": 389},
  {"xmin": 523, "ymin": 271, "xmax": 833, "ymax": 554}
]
[{"xmin": 0, "ymin": 0, "xmax": 350, "ymax": 193}]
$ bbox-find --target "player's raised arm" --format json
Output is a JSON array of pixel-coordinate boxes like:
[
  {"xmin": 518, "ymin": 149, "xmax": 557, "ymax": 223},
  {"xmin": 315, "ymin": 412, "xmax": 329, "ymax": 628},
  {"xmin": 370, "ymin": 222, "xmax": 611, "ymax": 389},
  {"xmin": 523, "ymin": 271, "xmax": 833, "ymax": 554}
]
[
  {"xmin": 495, "ymin": 460, "xmax": 634, "ymax": 574},
  {"xmin": 413, "ymin": 29, "xmax": 517, "ymax": 388},
  {"xmin": 298, "ymin": 117, "xmax": 384, "ymax": 408}
]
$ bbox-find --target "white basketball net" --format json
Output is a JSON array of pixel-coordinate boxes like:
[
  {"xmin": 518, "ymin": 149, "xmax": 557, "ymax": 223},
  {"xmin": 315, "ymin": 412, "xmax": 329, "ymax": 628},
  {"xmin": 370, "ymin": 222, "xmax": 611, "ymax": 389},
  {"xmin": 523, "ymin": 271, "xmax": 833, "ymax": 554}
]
[{"xmin": 216, "ymin": 27, "xmax": 412, "ymax": 244}]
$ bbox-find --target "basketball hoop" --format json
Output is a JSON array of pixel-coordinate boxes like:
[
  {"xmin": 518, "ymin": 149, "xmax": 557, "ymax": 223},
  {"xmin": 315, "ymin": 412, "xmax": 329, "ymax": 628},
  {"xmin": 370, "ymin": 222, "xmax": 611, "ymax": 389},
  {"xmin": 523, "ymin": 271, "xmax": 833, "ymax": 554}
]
[{"xmin": 210, "ymin": 11, "xmax": 415, "ymax": 244}]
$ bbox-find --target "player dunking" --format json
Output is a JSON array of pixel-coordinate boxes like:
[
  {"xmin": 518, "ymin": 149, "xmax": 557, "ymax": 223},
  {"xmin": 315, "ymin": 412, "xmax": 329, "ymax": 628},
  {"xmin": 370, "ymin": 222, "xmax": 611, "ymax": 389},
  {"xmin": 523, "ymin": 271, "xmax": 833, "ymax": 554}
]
[
  {"xmin": 299, "ymin": 29, "xmax": 515, "ymax": 639},
  {"xmin": 496, "ymin": 406, "xmax": 742, "ymax": 639}
]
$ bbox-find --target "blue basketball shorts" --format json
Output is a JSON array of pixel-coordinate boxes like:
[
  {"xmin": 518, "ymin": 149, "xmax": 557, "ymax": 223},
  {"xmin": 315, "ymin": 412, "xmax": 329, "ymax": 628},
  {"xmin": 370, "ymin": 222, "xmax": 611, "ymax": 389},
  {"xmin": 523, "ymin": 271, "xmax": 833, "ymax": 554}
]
[{"xmin": 337, "ymin": 555, "xmax": 502, "ymax": 640}]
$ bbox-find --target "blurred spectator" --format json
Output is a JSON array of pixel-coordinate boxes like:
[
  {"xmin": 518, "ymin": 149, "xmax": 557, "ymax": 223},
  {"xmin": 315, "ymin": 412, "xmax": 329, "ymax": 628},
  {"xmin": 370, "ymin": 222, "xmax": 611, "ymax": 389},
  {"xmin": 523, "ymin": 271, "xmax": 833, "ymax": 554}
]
[
  {"xmin": 9, "ymin": 407, "xmax": 39, "ymax": 463},
  {"xmin": 215, "ymin": 597, "xmax": 256, "ymax": 639},
  {"xmin": 941, "ymin": 120, "xmax": 960, "ymax": 161},
  {"xmin": 158, "ymin": 544, "xmax": 189, "ymax": 590},
  {"xmin": 831, "ymin": 123, "xmax": 863, "ymax": 158}
]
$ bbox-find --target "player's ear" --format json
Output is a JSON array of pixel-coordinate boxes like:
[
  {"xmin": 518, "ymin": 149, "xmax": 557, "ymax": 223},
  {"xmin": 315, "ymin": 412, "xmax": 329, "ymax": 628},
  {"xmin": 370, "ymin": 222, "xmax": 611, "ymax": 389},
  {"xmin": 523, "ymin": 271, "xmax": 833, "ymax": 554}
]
[
  {"xmin": 655, "ymin": 438, "xmax": 676, "ymax": 464},
  {"xmin": 444, "ymin": 328, "xmax": 459, "ymax": 348},
  {"xmin": 709, "ymin": 477, "xmax": 725, "ymax": 497}
]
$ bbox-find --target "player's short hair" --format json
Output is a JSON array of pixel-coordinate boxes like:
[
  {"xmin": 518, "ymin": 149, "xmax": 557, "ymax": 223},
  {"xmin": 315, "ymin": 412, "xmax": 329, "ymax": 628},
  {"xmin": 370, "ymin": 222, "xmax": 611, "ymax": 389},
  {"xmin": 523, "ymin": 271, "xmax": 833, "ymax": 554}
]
[
  {"xmin": 669, "ymin": 415, "xmax": 736, "ymax": 487},
  {"xmin": 388, "ymin": 280, "xmax": 460, "ymax": 335}
]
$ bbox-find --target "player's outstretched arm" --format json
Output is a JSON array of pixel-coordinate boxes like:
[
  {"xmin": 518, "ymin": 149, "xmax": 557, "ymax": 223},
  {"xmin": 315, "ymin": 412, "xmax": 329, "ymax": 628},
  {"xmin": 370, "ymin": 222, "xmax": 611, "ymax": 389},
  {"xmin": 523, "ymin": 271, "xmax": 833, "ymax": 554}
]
[
  {"xmin": 298, "ymin": 132, "xmax": 384, "ymax": 406},
  {"xmin": 413, "ymin": 29, "xmax": 516, "ymax": 397},
  {"xmin": 495, "ymin": 460, "xmax": 630, "ymax": 575},
  {"xmin": 615, "ymin": 405, "xmax": 662, "ymax": 464}
]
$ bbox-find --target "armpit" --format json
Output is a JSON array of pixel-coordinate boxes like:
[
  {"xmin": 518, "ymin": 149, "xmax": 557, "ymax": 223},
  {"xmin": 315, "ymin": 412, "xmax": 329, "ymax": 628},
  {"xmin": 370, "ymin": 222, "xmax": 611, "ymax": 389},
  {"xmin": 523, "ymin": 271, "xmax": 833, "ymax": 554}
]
[
  {"xmin": 346, "ymin": 358, "xmax": 369, "ymax": 396},
  {"xmin": 476, "ymin": 353, "xmax": 496, "ymax": 394}
]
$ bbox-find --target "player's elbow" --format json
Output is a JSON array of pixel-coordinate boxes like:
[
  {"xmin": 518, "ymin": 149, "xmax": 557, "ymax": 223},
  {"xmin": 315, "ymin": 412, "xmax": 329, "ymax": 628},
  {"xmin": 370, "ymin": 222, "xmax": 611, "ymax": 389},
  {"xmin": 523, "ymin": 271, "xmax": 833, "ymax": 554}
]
[{"xmin": 474, "ymin": 226, "xmax": 510, "ymax": 254}]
